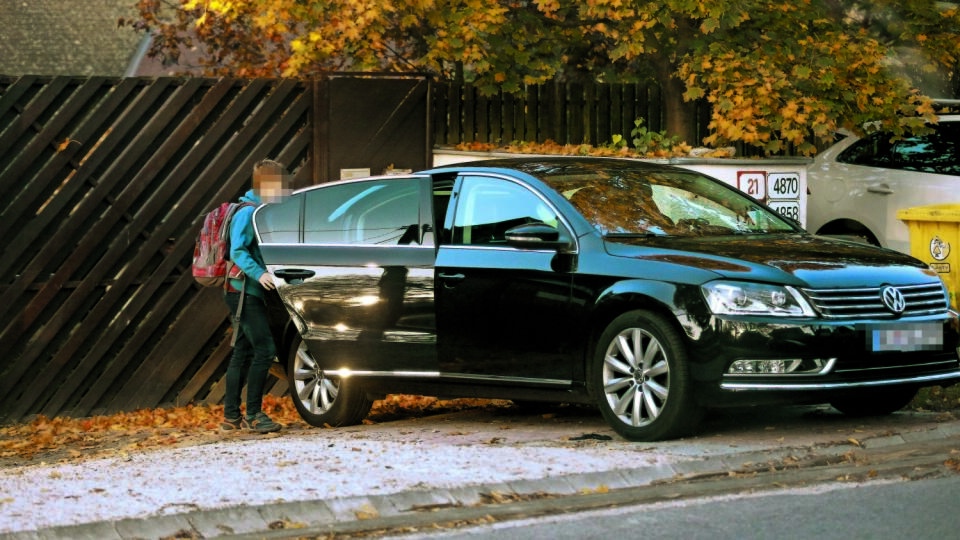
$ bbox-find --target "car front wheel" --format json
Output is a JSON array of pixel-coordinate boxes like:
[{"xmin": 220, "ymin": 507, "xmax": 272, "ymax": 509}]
[
  {"xmin": 590, "ymin": 310, "xmax": 702, "ymax": 442},
  {"xmin": 287, "ymin": 335, "xmax": 372, "ymax": 427}
]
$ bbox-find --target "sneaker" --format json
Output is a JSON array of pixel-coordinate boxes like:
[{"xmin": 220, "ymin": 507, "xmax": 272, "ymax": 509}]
[
  {"xmin": 220, "ymin": 416, "xmax": 248, "ymax": 432},
  {"xmin": 246, "ymin": 411, "xmax": 282, "ymax": 433}
]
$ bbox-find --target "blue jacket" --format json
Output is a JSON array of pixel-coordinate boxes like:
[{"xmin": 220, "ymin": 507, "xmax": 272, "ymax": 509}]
[{"xmin": 229, "ymin": 190, "xmax": 267, "ymax": 298}]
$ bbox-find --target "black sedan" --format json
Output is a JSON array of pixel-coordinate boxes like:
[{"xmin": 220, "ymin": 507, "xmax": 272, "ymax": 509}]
[{"xmin": 254, "ymin": 157, "xmax": 960, "ymax": 441}]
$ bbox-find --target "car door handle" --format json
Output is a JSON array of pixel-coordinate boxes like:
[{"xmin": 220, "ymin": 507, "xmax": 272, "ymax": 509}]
[
  {"xmin": 274, "ymin": 269, "xmax": 315, "ymax": 283},
  {"xmin": 867, "ymin": 183, "xmax": 893, "ymax": 195},
  {"xmin": 438, "ymin": 272, "xmax": 465, "ymax": 285}
]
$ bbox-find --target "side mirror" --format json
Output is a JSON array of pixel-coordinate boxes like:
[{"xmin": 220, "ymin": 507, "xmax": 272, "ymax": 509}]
[{"xmin": 504, "ymin": 223, "xmax": 571, "ymax": 251}]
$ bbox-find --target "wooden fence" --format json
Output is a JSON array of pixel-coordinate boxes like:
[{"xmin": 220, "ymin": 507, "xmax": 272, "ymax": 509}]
[
  {"xmin": 0, "ymin": 76, "xmax": 314, "ymax": 423},
  {"xmin": 432, "ymin": 80, "xmax": 713, "ymax": 150}
]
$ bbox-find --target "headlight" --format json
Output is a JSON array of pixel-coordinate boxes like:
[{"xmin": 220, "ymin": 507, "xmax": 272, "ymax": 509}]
[{"xmin": 702, "ymin": 281, "xmax": 815, "ymax": 317}]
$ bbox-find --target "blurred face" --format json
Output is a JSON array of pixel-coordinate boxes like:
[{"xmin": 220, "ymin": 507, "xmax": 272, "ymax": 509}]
[{"xmin": 255, "ymin": 173, "xmax": 291, "ymax": 203}]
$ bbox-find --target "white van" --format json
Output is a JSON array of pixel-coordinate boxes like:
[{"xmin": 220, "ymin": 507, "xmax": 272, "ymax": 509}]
[{"xmin": 806, "ymin": 108, "xmax": 960, "ymax": 254}]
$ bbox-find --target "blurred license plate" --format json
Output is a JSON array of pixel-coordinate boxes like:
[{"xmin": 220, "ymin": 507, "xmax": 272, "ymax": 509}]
[{"xmin": 865, "ymin": 322, "xmax": 943, "ymax": 352}]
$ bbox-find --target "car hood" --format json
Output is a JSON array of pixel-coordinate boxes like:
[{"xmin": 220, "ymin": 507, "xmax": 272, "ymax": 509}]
[{"xmin": 604, "ymin": 233, "xmax": 936, "ymax": 288}]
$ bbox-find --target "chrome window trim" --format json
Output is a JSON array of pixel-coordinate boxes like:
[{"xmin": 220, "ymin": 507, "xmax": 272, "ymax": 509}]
[
  {"xmin": 291, "ymin": 174, "xmax": 431, "ymax": 196},
  {"xmin": 438, "ymin": 244, "xmax": 562, "ymax": 254},
  {"xmin": 258, "ymin": 242, "xmax": 436, "ymax": 249}
]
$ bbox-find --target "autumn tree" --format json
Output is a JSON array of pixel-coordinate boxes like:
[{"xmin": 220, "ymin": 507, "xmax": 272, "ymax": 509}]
[{"xmin": 125, "ymin": 0, "xmax": 960, "ymax": 154}]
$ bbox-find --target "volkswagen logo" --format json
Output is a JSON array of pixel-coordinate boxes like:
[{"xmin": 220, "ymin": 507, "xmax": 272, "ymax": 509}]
[{"xmin": 880, "ymin": 286, "xmax": 906, "ymax": 314}]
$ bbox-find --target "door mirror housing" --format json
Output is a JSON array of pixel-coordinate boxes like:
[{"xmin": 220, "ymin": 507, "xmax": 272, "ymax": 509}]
[{"xmin": 505, "ymin": 223, "xmax": 571, "ymax": 251}]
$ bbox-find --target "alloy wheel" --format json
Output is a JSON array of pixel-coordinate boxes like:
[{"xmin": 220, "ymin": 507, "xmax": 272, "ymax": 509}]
[
  {"xmin": 292, "ymin": 340, "xmax": 340, "ymax": 414},
  {"xmin": 601, "ymin": 327, "xmax": 670, "ymax": 428}
]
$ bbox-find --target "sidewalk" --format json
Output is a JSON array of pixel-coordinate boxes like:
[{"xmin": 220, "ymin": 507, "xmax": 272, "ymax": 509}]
[{"xmin": 3, "ymin": 405, "xmax": 959, "ymax": 540}]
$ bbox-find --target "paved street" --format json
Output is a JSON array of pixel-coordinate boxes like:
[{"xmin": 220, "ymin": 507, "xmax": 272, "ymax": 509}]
[{"xmin": 383, "ymin": 472, "xmax": 960, "ymax": 540}]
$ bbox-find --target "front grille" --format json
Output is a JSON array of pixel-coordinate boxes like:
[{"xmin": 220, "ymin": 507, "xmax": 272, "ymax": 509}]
[
  {"xmin": 802, "ymin": 283, "xmax": 948, "ymax": 319},
  {"xmin": 833, "ymin": 351, "xmax": 959, "ymax": 375}
]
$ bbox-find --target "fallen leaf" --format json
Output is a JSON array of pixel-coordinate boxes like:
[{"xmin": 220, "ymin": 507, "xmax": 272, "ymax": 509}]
[
  {"xmin": 56, "ymin": 139, "xmax": 78, "ymax": 152},
  {"xmin": 354, "ymin": 505, "xmax": 379, "ymax": 520}
]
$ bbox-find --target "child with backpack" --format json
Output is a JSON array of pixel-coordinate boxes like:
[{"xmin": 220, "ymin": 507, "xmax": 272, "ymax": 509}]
[{"xmin": 218, "ymin": 159, "xmax": 290, "ymax": 434}]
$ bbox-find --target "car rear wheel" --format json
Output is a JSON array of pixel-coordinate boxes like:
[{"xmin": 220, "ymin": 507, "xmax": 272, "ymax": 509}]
[
  {"xmin": 829, "ymin": 386, "xmax": 917, "ymax": 417},
  {"xmin": 590, "ymin": 310, "xmax": 702, "ymax": 441},
  {"xmin": 287, "ymin": 335, "xmax": 372, "ymax": 427}
]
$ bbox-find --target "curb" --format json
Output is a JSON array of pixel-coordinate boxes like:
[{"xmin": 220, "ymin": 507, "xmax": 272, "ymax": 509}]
[{"xmin": 6, "ymin": 423, "xmax": 959, "ymax": 540}]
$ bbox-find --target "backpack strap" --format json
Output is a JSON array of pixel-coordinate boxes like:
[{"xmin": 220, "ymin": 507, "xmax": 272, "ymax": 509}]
[
  {"xmin": 230, "ymin": 274, "xmax": 246, "ymax": 347},
  {"xmin": 226, "ymin": 201, "xmax": 256, "ymax": 347}
]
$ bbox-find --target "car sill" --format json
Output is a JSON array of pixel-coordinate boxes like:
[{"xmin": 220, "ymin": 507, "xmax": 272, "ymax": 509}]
[{"xmin": 326, "ymin": 370, "xmax": 571, "ymax": 387}]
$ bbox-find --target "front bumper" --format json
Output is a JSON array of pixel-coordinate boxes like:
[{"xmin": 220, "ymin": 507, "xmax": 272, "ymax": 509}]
[
  {"xmin": 721, "ymin": 369, "xmax": 960, "ymax": 391},
  {"xmin": 687, "ymin": 312, "xmax": 960, "ymax": 402}
]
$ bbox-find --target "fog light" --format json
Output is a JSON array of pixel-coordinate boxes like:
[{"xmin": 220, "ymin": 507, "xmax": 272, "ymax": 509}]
[
  {"xmin": 729, "ymin": 360, "xmax": 786, "ymax": 373},
  {"xmin": 727, "ymin": 358, "xmax": 834, "ymax": 375}
]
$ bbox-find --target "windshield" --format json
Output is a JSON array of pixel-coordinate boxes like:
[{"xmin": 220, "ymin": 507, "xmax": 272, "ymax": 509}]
[{"xmin": 525, "ymin": 162, "xmax": 797, "ymax": 237}]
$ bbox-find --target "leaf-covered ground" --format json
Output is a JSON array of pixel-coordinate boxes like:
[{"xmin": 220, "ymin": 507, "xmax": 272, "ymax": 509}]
[
  {"xmin": 3, "ymin": 387, "xmax": 958, "ymax": 468},
  {"xmin": 0, "ymin": 394, "xmax": 512, "ymax": 467}
]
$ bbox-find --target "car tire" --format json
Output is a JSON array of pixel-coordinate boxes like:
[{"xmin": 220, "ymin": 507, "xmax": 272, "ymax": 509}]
[
  {"xmin": 589, "ymin": 310, "xmax": 702, "ymax": 441},
  {"xmin": 829, "ymin": 386, "xmax": 917, "ymax": 417},
  {"xmin": 287, "ymin": 335, "xmax": 372, "ymax": 427}
]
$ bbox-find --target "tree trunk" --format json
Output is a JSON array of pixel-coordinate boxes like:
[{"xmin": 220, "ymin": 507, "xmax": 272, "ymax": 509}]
[{"xmin": 661, "ymin": 74, "xmax": 700, "ymax": 146}]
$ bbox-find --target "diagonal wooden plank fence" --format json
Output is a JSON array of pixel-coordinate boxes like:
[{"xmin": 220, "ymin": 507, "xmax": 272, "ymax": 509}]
[{"xmin": 0, "ymin": 76, "xmax": 320, "ymax": 423}]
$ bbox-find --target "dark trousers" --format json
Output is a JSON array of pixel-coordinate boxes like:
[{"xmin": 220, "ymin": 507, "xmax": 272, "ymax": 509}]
[{"xmin": 223, "ymin": 291, "xmax": 277, "ymax": 420}]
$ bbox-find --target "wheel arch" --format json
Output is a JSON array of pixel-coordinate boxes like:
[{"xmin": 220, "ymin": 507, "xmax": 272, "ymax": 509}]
[
  {"xmin": 815, "ymin": 218, "xmax": 881, "ymax": 246},
  {"xmin": 583, "ymin": 280, "xmax": 693, "ymax": 397}
]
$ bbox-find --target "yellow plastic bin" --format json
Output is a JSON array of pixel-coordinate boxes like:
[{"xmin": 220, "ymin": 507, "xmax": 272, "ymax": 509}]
[{"xmin": 897, "ymin": 204, "xmax": 960, "ymax": 308}]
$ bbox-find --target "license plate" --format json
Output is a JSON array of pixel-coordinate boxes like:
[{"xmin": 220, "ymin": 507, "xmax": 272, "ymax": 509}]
[{"xmin": 865, "ymin": 322, "xmax": 943, "ymax": 352}]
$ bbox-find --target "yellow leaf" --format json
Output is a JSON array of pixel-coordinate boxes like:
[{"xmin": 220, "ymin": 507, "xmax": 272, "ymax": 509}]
[
  {"xmin": 56, "ymin": 138, "xmax": 77, "ymax": 152},
  {"xmin": 354, "ymin": 505, "xmax": 379, "ymax": 520}
]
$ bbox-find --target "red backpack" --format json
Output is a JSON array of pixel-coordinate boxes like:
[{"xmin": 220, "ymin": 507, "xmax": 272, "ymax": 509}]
[{"xmin": 192, "ymin": 201, "xmax": 255, "ymax": 287}]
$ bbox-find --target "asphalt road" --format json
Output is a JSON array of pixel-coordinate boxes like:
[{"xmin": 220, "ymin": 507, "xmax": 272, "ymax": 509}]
[{"xmin": 383, "ymin": 475, "xmax": 960, "ymax": 540}]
